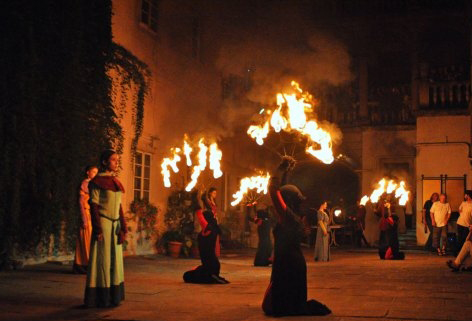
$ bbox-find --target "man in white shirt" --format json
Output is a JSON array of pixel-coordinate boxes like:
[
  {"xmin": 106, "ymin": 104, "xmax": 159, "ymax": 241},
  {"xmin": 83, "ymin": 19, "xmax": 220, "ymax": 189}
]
[
  {"xmin": 457, "ymin": 191, "xmax": 472, "ymax": 250},
  {"xmin": 430, "ymin": 194, "xmax": 451, "ymax": 255}
]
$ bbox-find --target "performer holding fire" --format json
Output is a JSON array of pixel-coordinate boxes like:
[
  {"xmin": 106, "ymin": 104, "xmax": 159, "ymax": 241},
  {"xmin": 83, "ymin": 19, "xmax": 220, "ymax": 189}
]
[
  {"xmin": 183, "ymin": 189, "xmax": 229, "ymax": 284},
  {"xmin": 262, "ymin": 156, "xmax": 331, "ymax": 316}
]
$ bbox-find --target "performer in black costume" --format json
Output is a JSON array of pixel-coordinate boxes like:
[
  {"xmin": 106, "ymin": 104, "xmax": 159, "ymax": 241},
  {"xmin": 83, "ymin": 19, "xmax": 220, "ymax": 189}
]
[
  {"xmin": 249, "ymin": 204, "xmax": 273, "ymax": 266},
  {"xmin": 183, "ymin": 191, "xmax": 229, "ymax": 284},
  {"xmin": 262, "ymin": 156, "xmax": 331, "ymax": 317},
  {"xmin": 377, "ymin": 199, "xmax": 405, "ymax": 260}
]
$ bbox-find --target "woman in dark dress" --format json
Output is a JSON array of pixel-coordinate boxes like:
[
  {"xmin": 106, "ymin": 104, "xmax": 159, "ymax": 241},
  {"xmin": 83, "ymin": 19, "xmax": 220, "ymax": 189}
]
[
  {"xmin": 262, "ymin": 156, "xmax": 331, "ymax": 317},
  {"xmin": 183, "ymin": 191, "xmax": 229, "ymax": 284},
  {"xmin": 377, "ymin": 199, "xmax": 405, "ymax": 260},
  {"xmin": 251, "ymin": 205, "xmax": 273, "ymax": 266}
]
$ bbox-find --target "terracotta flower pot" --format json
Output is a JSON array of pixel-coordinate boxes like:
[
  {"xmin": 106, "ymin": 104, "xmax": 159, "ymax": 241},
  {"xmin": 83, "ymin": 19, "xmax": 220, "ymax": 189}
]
[{"xmin": 168, "ymin": 241, "xmax": 183, "ymax": 258}]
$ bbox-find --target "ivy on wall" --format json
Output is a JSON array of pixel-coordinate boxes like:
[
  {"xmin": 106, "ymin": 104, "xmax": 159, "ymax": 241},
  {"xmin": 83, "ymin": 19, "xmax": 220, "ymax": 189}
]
[
  {"xmin": 109, "ymin": 43, "xmax": 151, "ymax": 159},
  {"xmin": 0, "ymin": 0, "xmax": 150, "ymax": 268}
]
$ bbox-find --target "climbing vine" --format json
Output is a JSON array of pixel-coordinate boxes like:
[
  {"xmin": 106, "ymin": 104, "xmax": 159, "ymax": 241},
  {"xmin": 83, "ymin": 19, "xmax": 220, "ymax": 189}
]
[
  {"xmin": 0, "ymin": 0, "xmax": 150, "ymax": 268},
  {"xmin": 108, "ymin": 43, "xmax": 151, "ymax": 160}
]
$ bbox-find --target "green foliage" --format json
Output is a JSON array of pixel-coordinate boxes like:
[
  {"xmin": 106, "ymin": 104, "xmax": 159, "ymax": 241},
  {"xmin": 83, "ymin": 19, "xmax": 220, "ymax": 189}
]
[
  {"xmin": 108, "ymin": 43, "xmax": 151, "ymax": 160},
  {"xmin": 0, "ymin": 0, "xmax": 150, "ymax": 266},
  {"xmin": 128, "ymin": 199, "xmax": 159, "ymax": 245},
  {"xmin": 159, "ymin": 190, "xmax": 198, "ymax": 256}
]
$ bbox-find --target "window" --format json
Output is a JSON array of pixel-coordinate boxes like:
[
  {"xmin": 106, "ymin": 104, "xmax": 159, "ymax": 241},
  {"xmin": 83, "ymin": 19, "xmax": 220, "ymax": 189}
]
[
  {"xmin": 141, "ymin": 0, "xmax": 159, "ymax": 32},
  {"xmin": 421, "ymin": 175, "xmax": 467, "ymax": 212},
  {"xmin": 134, "ymin": 152, "xmax": 151, "ymax": 201}
]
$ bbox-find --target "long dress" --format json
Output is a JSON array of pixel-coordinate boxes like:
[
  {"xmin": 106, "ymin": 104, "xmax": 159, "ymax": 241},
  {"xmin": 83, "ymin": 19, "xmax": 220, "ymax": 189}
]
[
  {"xmin": 73, "ymin": 178, "xmax": 93, "ymax": 274},
  {"xmin": 314, "ymin": 210, "xmax": 330, "ymax": 262},
  {"xmin": 183, "ymin": 209, "xmax": 228, "ymax": 284},
  {"xmin": 262, "ymin": 176, "xmax": 331, "ymax": 317},
  {"xmin": 253, "ymin": 209, "xmax": 272, "ymax": 266},
  {"xmin": 84, "ymin": 173, "xmax": 127, "ymax": 307},
  {"xmin": 203, "ymin": 197, "xmax": 221, "ymax": 257},
  {"xmin": 378, "ymin": 215, "xmax": 404, "ymax": 260}
]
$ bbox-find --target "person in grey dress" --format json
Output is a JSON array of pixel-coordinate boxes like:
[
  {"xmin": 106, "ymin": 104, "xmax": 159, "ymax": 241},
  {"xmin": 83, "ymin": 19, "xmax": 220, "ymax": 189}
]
[{"xmin": 314, "ymin": 201, "xmax": 330, "ymax": 262}]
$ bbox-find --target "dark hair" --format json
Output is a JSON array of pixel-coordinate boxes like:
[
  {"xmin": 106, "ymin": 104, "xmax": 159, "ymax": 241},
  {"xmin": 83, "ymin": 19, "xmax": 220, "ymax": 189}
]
[
  {"xmin": 85, "ymin": 165, "xmax": 98, "ymax": 174},
  {"xmin": 99, "ymin": 149, "xmax": 117, "ymax": 172},
  {"xmin": 430, "ymin": 193, "xmax": 439, "ymax": 201},
  {"xmin": 208, "ymin": 187, "xmax": 217, "ymax": 194},
  {"xmin": 317, "ymin": 200, "xmax": 328, "ymax": 210},
  {"xmin": 465, "ymin": 190, "xmax": 472, "ymax": 199}
]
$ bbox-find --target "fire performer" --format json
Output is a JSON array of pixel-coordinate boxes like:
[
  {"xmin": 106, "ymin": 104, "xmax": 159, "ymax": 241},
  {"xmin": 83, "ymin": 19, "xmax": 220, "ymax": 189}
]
[
  {"xmin": 183, "ymin": 190, "xmax": 229, "ymax": 284},
  {"xmin": 202, "ymin": 187, "xmax": 220, "ymax": 257},
  {"xmin": 84, "ymin": 150, "xmax": 127, "ymax": 307},
  {"xmin": 262, "ymin": 156, "xmax": 331, "ymax": 316},
  {"xmin": 73, "ymin": 165, "xmax": 98, "ymax": 274},
  {"xmin": 377, "ymin": 198, "xmax": 405, "ymax": 260},
  {"xmin": 249, "ymin": 202, "xmax": 273, "ymax": 266}
]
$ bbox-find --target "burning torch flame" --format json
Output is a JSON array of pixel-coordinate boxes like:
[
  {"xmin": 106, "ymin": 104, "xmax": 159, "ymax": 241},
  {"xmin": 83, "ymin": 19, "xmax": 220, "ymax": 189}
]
[
  {"xmin": 162, "ymin": 137, "xmax": 223, "ymax": 190},
  {"xmin": 247, "ymin": 81, "xmax": 335, "ymax": 164},
  {"xmin": 369, "ymin": 178, "xmax": 387, "ymax": 203},
  {"xmin": 231, "ymin": 173, "xmax": 271, "ymax": 206},
  {"xmin": 161, "ymin": 148, "xmax": 181, "ymax": 188},
  {"xmin": 248, "ymin": 122, "xmax": 269, "ymax": 146},
  {"xmin": 209, "ymin": 143, "xmax": 223, "ymax": 179},
  {"xmin": 183, "ymin": 139, "xmax": 192, "ymax": 167},
  {"xmin": 360, "ymin": 195, "xmax": 369, "ymax": 206},
  {"xmin": 362, "ymin": 179, "xmax": 410, "ymax": 206},
  {"xmin": 386, "ymin": 180, "xmax": 397, "ymax": 194},
  {"xmin": 395, "ymin": 181, "xmax": 409, "ymax": 206},
  {"xmin": 270, "ymin": 106, "xmax": 288, "ymax": 133},
  {"xmin": 185, "ymin": 139, "xmax": 208, "ymax": 192},
  {"xmin": 303, "ymin": 121, "xmax": 334, "ymax": 164}
]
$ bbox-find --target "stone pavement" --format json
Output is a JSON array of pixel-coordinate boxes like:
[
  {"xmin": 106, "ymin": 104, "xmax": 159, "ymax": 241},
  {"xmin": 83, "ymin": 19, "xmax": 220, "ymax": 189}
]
[{"xmin": 0, "ymin": 249, "xmax": 471, "ymax": 321}]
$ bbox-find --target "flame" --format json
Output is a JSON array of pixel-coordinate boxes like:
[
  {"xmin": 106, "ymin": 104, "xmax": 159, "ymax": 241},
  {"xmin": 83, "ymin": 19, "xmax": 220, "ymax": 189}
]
[
  {"xmin": 369, "ymin": 178, "xmax": 386, "ymax": 203},
  {"xmin": 360, "ymin": 195, "xmax": 369, "ymax": 206},
  {"xmin": 209, "ymin": 143, "xmax": 223, "ymax": 179},
  {"xmin": 161, "ymin": 137, "xmax": 223, "ymax": 190},
  {"xmin": 302, "ymin": 121, "xmax": 334, "ymax": 164},
  {"xmin": 247, "ymin": 81, "xmax": 335, "ymax": 164},
  {"xmin": 395, "ymin": 181, "xmax": 409, "ymax": 206},
  {"xmin": 183, "ymin": 138, "xmax": 192, "ymax": 167},
  {"xmin": 362, "ymin": 178, "xmax": 410, "ymax": 206},
  {"xmin": 231, "ymin": 173, "xmax": 271, "ymax": 206},
  {"xmin": 270, "ymin": 106, "xmax": 288, "ymax": 133},
  {"xmin": 185, "ymin": 139, "xmax": 208, "ymax": 192},
  {"xmin": 247, "ymin": 121, "xmax": 269, "ymax": 146},
  {"xmin": 386, "ymin": 180, "xmax": 397, "ymax": 194},
  {"xmin": 161, "ymin": 148, "xmax": 181, "ymax": 188}
]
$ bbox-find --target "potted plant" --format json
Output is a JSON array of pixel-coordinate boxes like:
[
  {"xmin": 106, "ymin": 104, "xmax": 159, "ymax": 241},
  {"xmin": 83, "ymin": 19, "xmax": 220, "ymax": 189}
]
[
  {"xmin": 128, "ymin": 199, "xmax": 159, "ymax": 251},
  {"xmin": 161, "ymin": 190, "xmax": 196, "ymax": 257},
  {"xmin": 159, "ymin": 230, "xmax": 183, "ymax": 258}
]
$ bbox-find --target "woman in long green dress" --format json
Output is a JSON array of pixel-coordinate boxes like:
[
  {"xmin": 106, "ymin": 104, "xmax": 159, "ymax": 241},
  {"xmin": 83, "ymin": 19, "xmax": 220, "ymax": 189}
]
[
  {"xmin": 84, "ymin": 150, "xmax": 127, "ymax": 307},
  {"xmin": 314, "ymin": 201, "xmax": 330, "ymax": 262}
]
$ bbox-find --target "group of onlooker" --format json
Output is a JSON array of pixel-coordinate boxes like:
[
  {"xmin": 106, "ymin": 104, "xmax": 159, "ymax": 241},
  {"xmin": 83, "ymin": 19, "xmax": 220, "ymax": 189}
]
[
  {"xmin": 422, "ymin": 191, "xmax": 472, "ymax": 256},
  {"xmin": 422, "ymin": 191, "xmax": 472, "ymax": 271}
]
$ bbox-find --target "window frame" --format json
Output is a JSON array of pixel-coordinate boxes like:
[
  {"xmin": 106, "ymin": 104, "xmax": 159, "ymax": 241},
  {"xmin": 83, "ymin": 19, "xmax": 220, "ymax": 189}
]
[
  {"xmin": 140, "ymin": 0, "xmax": 159, "ymax": 33},
  {"xmin": 134, "ymin": 151, "xmax": 152, "ymax": 201}
]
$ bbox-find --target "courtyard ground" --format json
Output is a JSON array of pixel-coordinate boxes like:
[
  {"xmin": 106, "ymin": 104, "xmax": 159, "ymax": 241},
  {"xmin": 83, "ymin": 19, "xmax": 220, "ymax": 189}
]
[{"xmin": 0, "ymin": 248, "xmax": 471, "ymax": 321}]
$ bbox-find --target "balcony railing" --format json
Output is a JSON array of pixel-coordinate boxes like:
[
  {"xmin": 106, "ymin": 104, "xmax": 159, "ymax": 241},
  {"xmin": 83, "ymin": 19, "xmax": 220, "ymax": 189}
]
[
  {"xmin": 423, "ymin": 81, "xmax": 470, "ymax": 110},
  {"xmin": 336, "ymin": 101, "xmax": 415, "ymax": 128}
]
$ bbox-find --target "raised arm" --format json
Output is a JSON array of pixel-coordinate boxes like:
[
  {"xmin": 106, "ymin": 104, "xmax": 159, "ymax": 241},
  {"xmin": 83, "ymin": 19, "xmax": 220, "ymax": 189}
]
[{"xmin": 269, "ymin": 156, "xmax": 296, "ymax": 219}]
